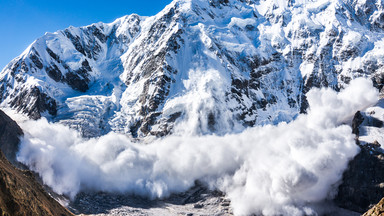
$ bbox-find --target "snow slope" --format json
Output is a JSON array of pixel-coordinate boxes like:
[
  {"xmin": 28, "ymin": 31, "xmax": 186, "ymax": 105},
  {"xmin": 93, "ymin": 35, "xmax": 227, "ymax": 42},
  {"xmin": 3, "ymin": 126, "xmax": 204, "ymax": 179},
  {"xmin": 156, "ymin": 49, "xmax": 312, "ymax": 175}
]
[{"xmin": 1, "ymin": 0, "xmax": 384, "ymax": 138}]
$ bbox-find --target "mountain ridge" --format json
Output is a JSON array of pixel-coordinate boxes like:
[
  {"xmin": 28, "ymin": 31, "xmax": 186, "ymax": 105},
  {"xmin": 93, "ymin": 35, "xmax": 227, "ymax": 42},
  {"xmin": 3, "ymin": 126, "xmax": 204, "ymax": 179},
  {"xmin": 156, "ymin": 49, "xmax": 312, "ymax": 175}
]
[{"xmin": 2, "ymin": 0, "xmax": 384, "ymax": 138}]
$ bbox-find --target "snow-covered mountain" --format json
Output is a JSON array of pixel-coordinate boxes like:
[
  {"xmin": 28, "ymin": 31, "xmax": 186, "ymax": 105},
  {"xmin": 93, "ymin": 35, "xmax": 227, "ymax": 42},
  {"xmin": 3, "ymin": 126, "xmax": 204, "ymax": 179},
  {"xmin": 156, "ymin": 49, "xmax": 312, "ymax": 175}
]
[{"xmin": 1, "ymin": 0, "xmax": 384, "ymax": 138}]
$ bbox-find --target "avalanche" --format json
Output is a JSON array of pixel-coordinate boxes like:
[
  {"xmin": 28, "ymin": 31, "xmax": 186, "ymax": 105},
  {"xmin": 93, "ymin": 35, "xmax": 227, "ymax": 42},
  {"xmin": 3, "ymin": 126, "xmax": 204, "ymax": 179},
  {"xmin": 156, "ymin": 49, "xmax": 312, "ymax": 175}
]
[
  {"xmin": 11, "ymin": 78, "xmax": 377, "ymax": 216},
  {"xmin": 1, "ymin": 0, "xmax": 384, "ymax": 215}
]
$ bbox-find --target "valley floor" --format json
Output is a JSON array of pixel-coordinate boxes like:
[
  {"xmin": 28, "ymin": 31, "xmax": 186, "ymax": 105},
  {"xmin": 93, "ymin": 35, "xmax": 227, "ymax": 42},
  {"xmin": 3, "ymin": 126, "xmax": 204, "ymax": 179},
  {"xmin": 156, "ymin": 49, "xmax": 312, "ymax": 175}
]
[{"xmin": 68, "ymin": 186, "xmax": 360, "ymax": 216}]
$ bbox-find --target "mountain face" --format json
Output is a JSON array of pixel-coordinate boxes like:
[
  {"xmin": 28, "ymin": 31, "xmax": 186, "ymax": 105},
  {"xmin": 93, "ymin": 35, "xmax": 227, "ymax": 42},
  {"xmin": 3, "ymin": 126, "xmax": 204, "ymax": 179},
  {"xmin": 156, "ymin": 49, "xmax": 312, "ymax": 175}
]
[{"xmin": 1, "ymin": 0, "xmax": 384, "ymax": 138}]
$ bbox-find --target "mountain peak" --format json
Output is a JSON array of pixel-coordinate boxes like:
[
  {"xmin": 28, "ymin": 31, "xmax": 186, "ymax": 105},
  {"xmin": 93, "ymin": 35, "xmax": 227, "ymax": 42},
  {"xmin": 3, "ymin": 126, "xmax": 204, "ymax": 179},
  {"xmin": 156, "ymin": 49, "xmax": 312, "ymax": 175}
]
[{"xmin": 1, "ymin": 0, "xmax": 384, "ymax": 138}]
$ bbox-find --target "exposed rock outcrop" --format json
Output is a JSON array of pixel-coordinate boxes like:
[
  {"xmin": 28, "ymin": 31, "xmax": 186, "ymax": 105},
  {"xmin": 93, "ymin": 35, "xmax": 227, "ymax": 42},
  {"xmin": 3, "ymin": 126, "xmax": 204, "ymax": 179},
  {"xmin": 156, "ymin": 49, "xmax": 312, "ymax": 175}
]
[
  {"xmin": 0, "ymin": 149, "xmax": 73, "ymax": 216},
  {"xmin": 0, "ymin": 109, "xmax": 73, "ymax": 215},
  {"xmin": 336, "ymin": 109, "xmax": 384, "ymax": 213},
  {"xmin": 363, "ymin": 198, "xmax": 384, "ymax": 216},
  {"xmin": 335, "ymin": 141, "xmax": 384, "ymax": 213},
  {"xmin": 0, "ymin": 110, "xmax": 23, "ymax": 164}
]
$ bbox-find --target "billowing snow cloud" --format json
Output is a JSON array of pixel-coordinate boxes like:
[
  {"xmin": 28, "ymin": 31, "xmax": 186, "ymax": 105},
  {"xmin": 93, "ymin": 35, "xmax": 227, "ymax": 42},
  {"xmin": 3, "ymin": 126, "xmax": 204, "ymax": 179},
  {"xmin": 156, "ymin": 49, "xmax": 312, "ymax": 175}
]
[{"xmin": 15, "ymin": 78, "xmax": 378, "ymax": 215}]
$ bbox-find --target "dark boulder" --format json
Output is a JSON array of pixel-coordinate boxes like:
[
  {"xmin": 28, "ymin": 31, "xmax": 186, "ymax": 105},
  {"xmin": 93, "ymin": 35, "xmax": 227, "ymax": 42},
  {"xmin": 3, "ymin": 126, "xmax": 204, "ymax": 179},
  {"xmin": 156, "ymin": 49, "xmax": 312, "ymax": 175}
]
[{"xmin": 352, "ymin": 111, "xmax": 365, "ymax": 136}]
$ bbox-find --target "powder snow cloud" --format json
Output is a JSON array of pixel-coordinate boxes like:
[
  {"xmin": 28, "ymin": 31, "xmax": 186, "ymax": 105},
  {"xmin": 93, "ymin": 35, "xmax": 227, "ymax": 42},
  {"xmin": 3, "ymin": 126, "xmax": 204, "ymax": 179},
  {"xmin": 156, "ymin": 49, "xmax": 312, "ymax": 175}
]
[{"xmin": 15, "ymin": 78, "xmax": 378, "ymax": 215}]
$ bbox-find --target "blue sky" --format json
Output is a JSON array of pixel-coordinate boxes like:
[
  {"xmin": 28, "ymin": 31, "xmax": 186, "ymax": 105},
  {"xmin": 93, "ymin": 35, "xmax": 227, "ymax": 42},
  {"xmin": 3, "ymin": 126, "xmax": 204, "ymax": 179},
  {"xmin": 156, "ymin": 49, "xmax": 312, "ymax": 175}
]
[{"xmin": 0, "ymin": 0, "xmax": 173, "ymax": 69}]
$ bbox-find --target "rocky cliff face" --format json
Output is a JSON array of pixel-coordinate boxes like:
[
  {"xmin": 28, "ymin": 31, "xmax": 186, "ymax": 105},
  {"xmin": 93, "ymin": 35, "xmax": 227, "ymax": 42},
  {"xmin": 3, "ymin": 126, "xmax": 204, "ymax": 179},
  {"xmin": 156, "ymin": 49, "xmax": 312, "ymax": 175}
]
[
  {"xmin": 0, "ymin": 110, "xmax": 72, "ymax": 216},
  {"xmin": 0, "ymin": 149, "xmax": 73, "ymax": 216},
  {"xmin": 335, "ymin": 100, "xmax": 384, "ymax": 213},
  {"xmin": 0, "ymin": 110, "xmax": 23, "ymax": 165},
  {"xmin": 2, "ymin": 0, "xmax": 384, "ymax": 138},
  {"xmin": 335, "ymin": 141, "xmax": 384, "ymax": 213}
]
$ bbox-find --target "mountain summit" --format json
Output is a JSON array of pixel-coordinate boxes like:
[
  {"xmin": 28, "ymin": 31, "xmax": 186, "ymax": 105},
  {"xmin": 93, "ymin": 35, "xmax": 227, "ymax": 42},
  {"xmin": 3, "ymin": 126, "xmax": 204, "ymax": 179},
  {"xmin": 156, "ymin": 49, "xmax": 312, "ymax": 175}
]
[{"xmin": 1, "ymin": 0, "xmax": 384, "ymax": 138}]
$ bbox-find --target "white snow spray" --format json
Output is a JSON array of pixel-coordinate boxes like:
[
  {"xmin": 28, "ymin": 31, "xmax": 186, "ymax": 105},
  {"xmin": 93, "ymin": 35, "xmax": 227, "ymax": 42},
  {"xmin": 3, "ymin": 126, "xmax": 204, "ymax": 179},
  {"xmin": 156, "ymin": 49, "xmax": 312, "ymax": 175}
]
[{"xmin": 15, "ymin": 78, "xmax": 378, "ymax": 215}]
